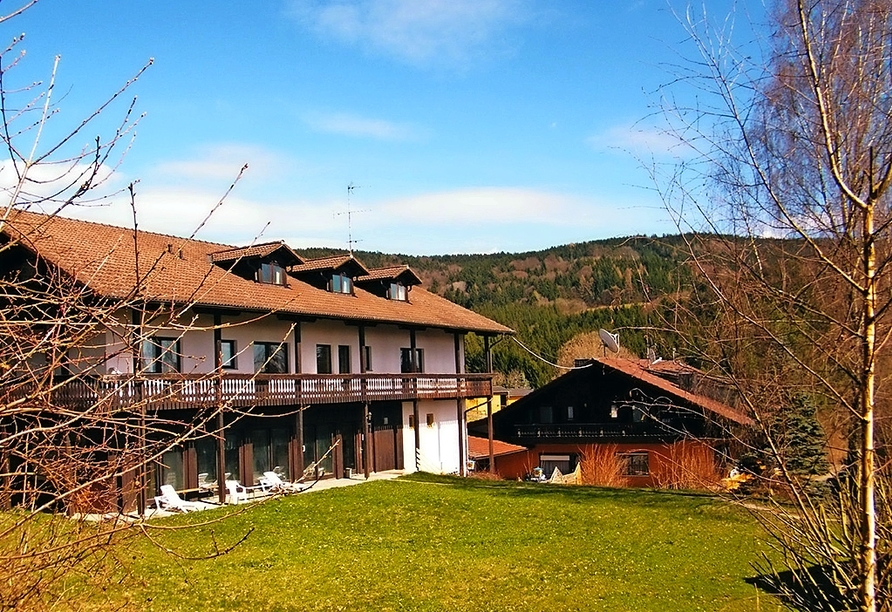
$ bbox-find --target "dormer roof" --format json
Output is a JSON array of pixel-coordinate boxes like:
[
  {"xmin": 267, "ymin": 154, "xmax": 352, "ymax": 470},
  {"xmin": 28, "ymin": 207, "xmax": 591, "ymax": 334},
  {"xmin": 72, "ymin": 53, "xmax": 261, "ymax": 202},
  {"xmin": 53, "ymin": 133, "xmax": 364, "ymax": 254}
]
[
  {"xmin": 355, "ymin": 265, "xmax": 422, "ymax": 286},
  {"xmin": 289, "ymin": 254, "xmax": 369, "ymax": 277},
  {"xmin": 209, "ymin": 241, "xmax": 303, "ymax": 266}
]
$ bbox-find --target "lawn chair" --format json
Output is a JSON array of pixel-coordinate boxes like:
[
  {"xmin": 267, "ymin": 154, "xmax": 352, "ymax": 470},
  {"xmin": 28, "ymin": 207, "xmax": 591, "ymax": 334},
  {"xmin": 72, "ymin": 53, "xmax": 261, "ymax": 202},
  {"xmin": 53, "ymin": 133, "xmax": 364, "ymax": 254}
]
[
  {"xmin": 154, "ymin": 484, "xmax": 201, "ymax": 512},
  {"xmin": 225, "ymin": 480, "xmax": 268, "ymax": 504},
  {"xmin": 260, "ymin": 471, "xmax": 306, "ymax": 493},
  {"xmin": 197, "ymin": 472, "xmax": 216, "ymax": 493}
]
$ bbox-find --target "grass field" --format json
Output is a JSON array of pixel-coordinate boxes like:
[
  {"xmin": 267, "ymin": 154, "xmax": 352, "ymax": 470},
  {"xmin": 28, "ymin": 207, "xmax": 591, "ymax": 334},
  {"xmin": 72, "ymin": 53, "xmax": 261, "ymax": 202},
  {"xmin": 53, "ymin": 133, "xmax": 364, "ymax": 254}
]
[{"xmin": 96, "ymin": 474, "xmax": 783, "ymax": 611}]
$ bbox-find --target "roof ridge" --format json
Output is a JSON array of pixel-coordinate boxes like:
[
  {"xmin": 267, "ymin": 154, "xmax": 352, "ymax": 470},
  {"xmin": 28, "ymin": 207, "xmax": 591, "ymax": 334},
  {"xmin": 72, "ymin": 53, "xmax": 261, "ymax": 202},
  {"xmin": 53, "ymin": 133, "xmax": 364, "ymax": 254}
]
[{"xmin": 5, "ymin": 207, "xmax": 235, "ymax": 250}]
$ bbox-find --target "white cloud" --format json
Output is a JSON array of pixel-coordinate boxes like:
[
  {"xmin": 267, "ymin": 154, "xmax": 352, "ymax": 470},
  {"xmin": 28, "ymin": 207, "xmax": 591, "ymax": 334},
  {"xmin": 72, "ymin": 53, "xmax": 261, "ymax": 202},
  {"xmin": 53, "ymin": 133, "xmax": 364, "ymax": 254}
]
[
  {"xmin": 286, "ymin": 0, "xmax": 530, "ymax": 68},
  {"xmin": 587, "ymin": 124, "xmax": 688, "ymax": 157},
  {"xmin": 150, "ymin": 143, "xmax": 295, "ymax": 183},
  {"xmin": 303, "ymin": 111, "xmax": 422, "ymax": 141},
  {"xmin": 377, "ymin": 187, "xmax": 585, "ymax": 226}
]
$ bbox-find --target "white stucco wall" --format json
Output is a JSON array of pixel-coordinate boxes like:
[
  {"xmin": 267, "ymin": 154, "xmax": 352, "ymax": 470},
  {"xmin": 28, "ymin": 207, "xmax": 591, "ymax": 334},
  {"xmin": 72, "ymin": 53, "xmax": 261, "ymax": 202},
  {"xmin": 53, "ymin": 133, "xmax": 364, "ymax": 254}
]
[
  {"xmin": 401, "ymin": 399, "xmax": 465, "ymax": 474},
  {"xmin": 91, "ymin": 311, "xmax": 466, "ymax": 380}
]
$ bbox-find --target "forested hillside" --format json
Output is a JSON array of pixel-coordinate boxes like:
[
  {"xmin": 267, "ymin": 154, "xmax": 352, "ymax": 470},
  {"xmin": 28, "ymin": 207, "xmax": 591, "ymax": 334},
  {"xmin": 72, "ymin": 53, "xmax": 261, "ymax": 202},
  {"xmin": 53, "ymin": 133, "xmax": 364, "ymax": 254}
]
[{"xmin": 301, "ymin": 235, "xmax": 692, "ymax": 388}]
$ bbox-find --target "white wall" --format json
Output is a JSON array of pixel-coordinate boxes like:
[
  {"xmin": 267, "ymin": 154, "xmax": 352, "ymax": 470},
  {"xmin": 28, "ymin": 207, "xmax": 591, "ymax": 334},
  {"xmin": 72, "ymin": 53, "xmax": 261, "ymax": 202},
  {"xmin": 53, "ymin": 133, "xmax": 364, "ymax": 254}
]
[
  {"xmin": 300, "ymin": 319, "xmax": 360, "ymax": 374},
  {"xmin": 94, "ymin": 310, "xmax": 465, "ymax": 378},
  {"xmin": 401, "ymin": 399, "xmax": 465, "ymax": 474}
]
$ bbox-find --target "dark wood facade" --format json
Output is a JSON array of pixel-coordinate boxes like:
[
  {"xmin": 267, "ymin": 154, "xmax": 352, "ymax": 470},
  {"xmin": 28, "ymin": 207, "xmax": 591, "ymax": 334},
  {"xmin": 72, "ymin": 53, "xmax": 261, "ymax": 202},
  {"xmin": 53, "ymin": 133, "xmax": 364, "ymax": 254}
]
[{"xmin": 470, "ymin": 359, "xmax": 750, "ymax": 487}]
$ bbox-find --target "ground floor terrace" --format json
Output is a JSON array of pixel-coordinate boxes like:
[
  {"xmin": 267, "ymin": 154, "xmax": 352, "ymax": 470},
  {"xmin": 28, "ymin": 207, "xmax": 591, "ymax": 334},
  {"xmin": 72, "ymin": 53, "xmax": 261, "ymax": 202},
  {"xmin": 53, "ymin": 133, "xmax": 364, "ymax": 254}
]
[{"xmin": 3, "ymin": 371, "xmax": 491, "ymax": 514}]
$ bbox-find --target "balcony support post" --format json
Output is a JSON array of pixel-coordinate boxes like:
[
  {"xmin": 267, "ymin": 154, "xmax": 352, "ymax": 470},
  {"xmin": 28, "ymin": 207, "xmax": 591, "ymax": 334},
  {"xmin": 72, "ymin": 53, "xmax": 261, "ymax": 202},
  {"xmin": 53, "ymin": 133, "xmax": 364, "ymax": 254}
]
[
  {"xmin": 132, "ymin": 308, "xmax": 148, "ymax": 516},
  {"xmin": 363, "ymin": 402, "xmax": 371, "ymax": 479},
  {"xmin": 487, "ymin": 397, "xmax": 494, "ymax": 473},
  {"xmin": 214, "ymin": 313, "xmax": 226, "ymax": 505},
  {"xmin": 454, "ymin": 332, "xmax": 466, "ymax": 476}
]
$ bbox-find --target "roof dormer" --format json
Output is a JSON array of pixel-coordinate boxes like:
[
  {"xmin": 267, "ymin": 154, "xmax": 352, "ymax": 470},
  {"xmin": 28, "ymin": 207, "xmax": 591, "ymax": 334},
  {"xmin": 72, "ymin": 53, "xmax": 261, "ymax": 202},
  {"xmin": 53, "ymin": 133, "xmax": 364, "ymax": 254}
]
[
  {"xmin": 288, "ymin": 253, "xmax": 370, "ymax": 294},
  {"xmin": 355, "ymin": 265, "xmax": 422, "ymax": 301},
  {"xmin": 208, "ymin": 241, "xmax": 303, "ymax": 286}
]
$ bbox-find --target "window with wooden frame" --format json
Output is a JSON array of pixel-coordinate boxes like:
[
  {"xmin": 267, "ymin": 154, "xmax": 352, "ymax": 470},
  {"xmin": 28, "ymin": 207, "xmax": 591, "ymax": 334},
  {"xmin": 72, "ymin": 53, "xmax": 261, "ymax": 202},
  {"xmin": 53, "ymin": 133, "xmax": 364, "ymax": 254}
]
[
  {"xmin": 220, "ymin": 339, "xmax": 237, "ymax": 369},
  {"xmin": 316, "ymin": 344, "xmax": 332, "ymax": 374},
  {"xmin": 400, "ymin": 347, "xmax": 424, "ymax": 373},
  {"xmin": 338, "ymin": 345, "xmax": 351, "ymax": 374},
  {"xmin": 256, "ymin": 261, "xmax": 287, "ymax": 286},
  {"xmin": 253, "ymin": 341, "xmax": 288, "ymax": 373},
  {"xmin": 388, "ymin": 281, "xmax": 408, "ymax": 301},
  {"xmin": 141, "ymin": 337, "xmax": 182, "ymax": 373},
  {"xmin": 330, "ymin": 273, "xmax": 353, "ymax": 294},
  {"xmin": 618, "ymin": 451, "xmax": 649, "ymax": 476}
]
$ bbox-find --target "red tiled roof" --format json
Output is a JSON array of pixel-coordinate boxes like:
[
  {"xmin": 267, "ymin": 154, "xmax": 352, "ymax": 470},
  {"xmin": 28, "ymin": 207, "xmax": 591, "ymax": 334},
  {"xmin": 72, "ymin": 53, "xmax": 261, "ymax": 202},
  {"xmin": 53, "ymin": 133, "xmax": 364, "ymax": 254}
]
[
  {"xmin": 467, "ymin": 435, "xmax": 527, "ymax": 459},
  {"xmin": 209, "ymin": 241, "xmax": 303, "ymax": 265},
  {"xmin": 289, "ymin": 254, "xmax": 368, "ymax": 275},
  {"xmin": 594, "ymin": 358, "xmax": 753, "ymax": 426},
  {"xmin": 355, "ymin": 265, "xmax": 422, "ymax": 285},
  {"xmin": 0, "ymin": 209, "xmax": 513, "ymax": 335}
]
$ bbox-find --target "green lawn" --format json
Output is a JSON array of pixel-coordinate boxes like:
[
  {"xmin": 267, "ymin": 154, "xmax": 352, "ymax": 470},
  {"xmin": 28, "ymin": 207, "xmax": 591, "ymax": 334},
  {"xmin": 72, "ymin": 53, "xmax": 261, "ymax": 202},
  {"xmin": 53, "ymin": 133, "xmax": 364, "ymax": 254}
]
[{"xmin": 101, "ymin": 474, "xmax": 782, "ymax": 611}]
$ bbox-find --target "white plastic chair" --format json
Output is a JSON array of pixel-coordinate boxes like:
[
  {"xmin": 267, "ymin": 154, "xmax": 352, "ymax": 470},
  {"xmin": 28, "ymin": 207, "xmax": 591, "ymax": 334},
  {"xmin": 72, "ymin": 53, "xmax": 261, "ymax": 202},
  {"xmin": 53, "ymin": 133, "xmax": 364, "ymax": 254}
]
[
  {"xmin": 225, "ymin": 480, "xmax": 268, "ymax": 504},
  {"xmin": 260, "ymin": 471, "xmax": 306, "ymax": 493},
  {"xmin": 154, "ymin": 484, "xmax": 201, "ymax": 512}
]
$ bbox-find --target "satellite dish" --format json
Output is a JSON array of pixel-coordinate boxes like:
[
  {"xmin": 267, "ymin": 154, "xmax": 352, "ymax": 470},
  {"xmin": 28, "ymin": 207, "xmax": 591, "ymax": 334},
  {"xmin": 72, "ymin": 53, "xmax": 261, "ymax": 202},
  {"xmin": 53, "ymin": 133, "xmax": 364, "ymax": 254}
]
[{"xmin": 599, "ymin": 329, "xmax": 620, "ymax": 354}]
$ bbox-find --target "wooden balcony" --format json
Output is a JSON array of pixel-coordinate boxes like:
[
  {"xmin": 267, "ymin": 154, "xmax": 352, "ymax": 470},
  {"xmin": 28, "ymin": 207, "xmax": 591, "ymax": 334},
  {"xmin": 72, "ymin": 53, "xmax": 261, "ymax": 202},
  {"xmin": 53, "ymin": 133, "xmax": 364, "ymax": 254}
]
[
  {"xmin": 513, "ymin": 422, "xmax": 676, "ymax": 441},
  {"xmin": 31, "ymin": 372, "xmax": 493, "ymax": 411}
]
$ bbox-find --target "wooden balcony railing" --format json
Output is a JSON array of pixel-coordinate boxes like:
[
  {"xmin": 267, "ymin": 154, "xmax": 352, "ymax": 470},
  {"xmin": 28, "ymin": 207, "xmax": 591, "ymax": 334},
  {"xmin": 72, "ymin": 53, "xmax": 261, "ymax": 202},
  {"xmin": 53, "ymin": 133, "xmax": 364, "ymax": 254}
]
[
  {"xmin": 513, "ymin": 422, "xmax": 674, "ymax": 440},
  {"xmin": 20, "ymin": 372, "xmax": 493, "ymax": 411}
]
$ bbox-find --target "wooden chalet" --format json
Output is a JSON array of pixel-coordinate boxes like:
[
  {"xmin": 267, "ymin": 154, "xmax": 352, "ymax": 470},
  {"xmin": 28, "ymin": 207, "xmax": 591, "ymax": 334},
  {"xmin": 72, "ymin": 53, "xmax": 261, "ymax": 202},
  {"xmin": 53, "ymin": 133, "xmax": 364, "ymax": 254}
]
[{"xmin": 469, "ymin": 358, "xmax": 752, "ymax": 487}]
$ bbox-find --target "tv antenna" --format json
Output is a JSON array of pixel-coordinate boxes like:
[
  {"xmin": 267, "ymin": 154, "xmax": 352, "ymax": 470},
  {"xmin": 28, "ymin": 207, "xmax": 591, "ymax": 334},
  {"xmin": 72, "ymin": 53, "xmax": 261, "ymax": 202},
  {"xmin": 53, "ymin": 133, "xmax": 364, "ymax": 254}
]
[
  {"xmin": 336, "ymin": 183, "xmax": 369, "ymax": 254},
  {"xmin": 598, "ymin": 328, "xmax": 620, "ymax": 356}
]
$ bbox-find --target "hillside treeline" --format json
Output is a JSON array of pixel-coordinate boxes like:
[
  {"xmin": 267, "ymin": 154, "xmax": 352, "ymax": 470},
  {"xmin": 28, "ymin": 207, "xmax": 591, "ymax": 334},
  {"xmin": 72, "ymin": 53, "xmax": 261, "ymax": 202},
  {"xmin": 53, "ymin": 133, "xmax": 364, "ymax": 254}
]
[{"xmin": 302, "ymin": 236, "xmax": 692, "ymax": 388}]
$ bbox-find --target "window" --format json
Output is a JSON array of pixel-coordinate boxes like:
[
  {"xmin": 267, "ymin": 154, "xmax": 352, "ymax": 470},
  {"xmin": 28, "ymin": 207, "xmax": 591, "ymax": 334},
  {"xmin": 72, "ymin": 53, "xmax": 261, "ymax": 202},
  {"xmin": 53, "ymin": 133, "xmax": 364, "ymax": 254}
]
[
  {"xmin": 330, "ymin": 273, "xmax": 353, "ymax": 294},
  {"xmin": 220, "ymin": 339, "xmax": 237, "ymax": 369},
  {"xmin": 539, "ymin": 454, "xmax": 573, "ymax": 476},
  {"xmin": 141, "ymin": 337, "xmax": 181, "ymax": 373},
  {"xmin": 362, "ymin": 345, "xmax": 373, "ymax": 371},
  {"xmin": 253, "ymin": 342, "xmax": 288, "ymax": 373},
  {"xmin": 388, "ymin": 282, "xmax": 408, "ymax": 301},
  {"xmin": 338, "ymin": 345, "xmax": 351, "ymax": 374},
  {"xmin": 257, "ymin": 261, "xmax": 287, "ymax": 286},
  {"xmin": 540, "ymin": 405, "xmax": 553, "ymax": 424},
  {"xmin": 566, "ymin": 405, "xmax": 575, "ymax": 421},
  {"xmin": 408, "ymin": 414, "xmax": 415, "ymax": 428},
  {"xmin": 426, "ymin": 413, "xmax": 435, "ymax": 427},
  {"xmin": 400, "ymin": 347, "xmax": 424, "ymax": 373},
  {"xmin": 619, "ymin": 452, "xmax": 649, "ymax": 476},
  {"xmin": 316, "ymin": 344, "xmax": 332, "ymax": 374}
]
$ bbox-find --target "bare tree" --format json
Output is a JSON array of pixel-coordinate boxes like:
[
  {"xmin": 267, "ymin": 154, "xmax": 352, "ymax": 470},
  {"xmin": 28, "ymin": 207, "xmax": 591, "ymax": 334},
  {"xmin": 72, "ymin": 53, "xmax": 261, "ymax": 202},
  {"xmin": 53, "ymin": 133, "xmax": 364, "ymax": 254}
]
[
  {"xmin": 655, "ymin": 1, "xmax": 892, "ymax": 610},
  {"xmin": 0, "ymin": 4, "xmax": 261, "ymax": 609}
]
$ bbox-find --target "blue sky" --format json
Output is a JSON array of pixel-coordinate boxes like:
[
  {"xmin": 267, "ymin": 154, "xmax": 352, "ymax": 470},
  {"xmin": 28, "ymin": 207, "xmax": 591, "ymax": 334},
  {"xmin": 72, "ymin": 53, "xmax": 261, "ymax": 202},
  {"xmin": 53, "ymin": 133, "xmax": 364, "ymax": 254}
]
[{"xmin": 6, "ymin": 0, "xmax": 757, "ymax": 255}]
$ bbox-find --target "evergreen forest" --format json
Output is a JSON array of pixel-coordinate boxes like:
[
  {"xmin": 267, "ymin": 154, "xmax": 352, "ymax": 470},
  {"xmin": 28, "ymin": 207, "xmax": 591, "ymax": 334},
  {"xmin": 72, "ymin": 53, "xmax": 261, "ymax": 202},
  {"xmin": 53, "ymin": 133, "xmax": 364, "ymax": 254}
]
[{"xmin": 302, "ymin": 235, "xmax": 692, "ymax": 388}]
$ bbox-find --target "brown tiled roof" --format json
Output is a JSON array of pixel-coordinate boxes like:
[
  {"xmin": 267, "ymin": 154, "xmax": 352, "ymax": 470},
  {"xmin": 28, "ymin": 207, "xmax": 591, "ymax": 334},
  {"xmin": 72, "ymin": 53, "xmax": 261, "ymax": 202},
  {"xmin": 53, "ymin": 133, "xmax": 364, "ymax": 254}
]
[
  {"xmin": 0, "ymin": 209, "xmax": 513, "ymax": 335},
  {"xmin": 467, "ymin": 435, "xmax": 527, "ymax": 459},
  {"xmin": 595, "ymin": 358, "xmax": 753, "ymax": 426},
  {"xmin": 355, "ymin": 265, "xmax": 422, "ymax": 285},
  {"xmin": 209, "ymin": 241, "xmax": 303, "ymax": 265},
  {"xmin": 289, "ymin": 254, "xmax": 368, "ymax": 275}
]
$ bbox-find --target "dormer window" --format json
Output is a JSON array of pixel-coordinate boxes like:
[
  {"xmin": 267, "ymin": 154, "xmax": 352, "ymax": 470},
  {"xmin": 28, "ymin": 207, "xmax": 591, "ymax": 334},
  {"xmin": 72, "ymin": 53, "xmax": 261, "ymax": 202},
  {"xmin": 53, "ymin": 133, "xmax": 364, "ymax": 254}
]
[
  {"xmin": 331, "ymin": 273, "xmax": 353, "ymax": 294},
  {"xmin": 257, "ymin": 262, "xmax": 287, "ymax": 286},
  {"xmin": 388, "ymin": 282, "xmax": 408, "ymax": 301}
]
